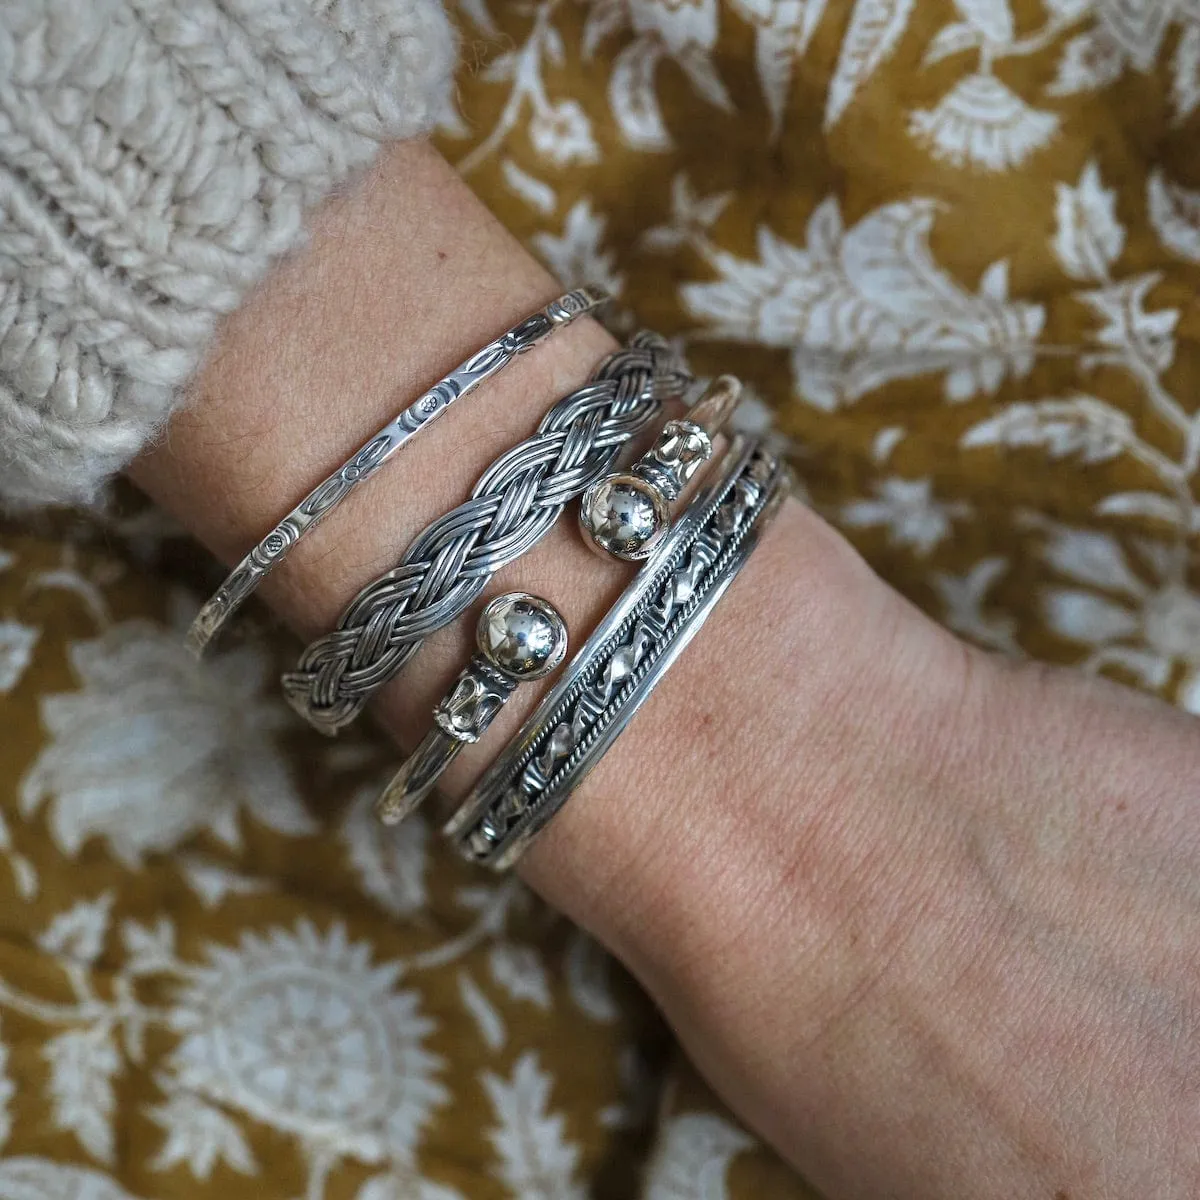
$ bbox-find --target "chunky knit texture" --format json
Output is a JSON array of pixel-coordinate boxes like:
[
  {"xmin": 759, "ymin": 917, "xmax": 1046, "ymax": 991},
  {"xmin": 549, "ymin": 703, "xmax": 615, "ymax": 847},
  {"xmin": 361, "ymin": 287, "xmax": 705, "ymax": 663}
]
[{"xmin": 0, "ymin": 0, "xmax": 455, "ymax": 509}]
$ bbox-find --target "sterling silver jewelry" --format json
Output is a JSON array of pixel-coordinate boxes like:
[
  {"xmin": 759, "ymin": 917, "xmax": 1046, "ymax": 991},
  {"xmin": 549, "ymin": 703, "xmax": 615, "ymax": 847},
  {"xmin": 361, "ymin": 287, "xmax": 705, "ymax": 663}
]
[
  {"xmin": 375, "ymin": 592, "xmax": 568, "ymax": 826},
  {"xmin": 579, "ymin": 374, "xmax": 741, "ymax": 562},
  {"xmin": 284, "ymin": 332, "xmax": 688, "ymax": 735},
  {"xmin": 185, "ymin": 287, "xmax": 608, "ymax": 658},
  {"xmin": 446, "ymin": 435, "xmax": 790, "ymax": 871}
]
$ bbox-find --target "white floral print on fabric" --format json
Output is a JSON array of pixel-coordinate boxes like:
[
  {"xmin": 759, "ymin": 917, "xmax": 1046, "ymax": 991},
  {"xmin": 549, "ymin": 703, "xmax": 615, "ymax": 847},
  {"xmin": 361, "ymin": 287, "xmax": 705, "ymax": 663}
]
[
  {"xmin": 0, "ymin": 623, "xmax": 37, "ymax": 695},
  {"xmin": 643, "ymin": 1113, "xmax": 753, "ymax": 1198},
  {"xmin": 682, "ymin": 197, "xmax": 1044, "ymax": 409},
  {"xmin": 163, "ymin": 921, "xmax": 447, "ymax": 1173},
  {"xmin": 842, "ymin": 478, "xmax": 971, "ymax": 557},
  {"xmin": 0, "ymin": 1160, "xmax": 143, "ymax": 1200},
  {"xmin": 482, "ymin": 1052, "xmax": 586, "ymax": 1200},
  {"xmin": 20, "ymin": 620, "xmax": 314, "ymax": 866},
  {"xmin": 1040, "ymin": 527, "xmax": 1200, "ymax": 711}
]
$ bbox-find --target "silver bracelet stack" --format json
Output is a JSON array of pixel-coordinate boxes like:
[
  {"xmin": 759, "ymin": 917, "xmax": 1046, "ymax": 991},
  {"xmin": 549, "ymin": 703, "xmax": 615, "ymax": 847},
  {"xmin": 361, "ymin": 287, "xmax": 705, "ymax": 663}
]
[
  {"xmin": 445, "ymin": 435, "xmax": 790, "ymax": 870},
  {"xmin": 283, "ymin": 331, "xmax": 688, "ymax": 735},
  {"xmin": 186, "ymin": 290, "xmax": 790, "ymax": 874},
  {"xmin": 186, "ymin": 287, "xmax": 608, "ymax": 658}
]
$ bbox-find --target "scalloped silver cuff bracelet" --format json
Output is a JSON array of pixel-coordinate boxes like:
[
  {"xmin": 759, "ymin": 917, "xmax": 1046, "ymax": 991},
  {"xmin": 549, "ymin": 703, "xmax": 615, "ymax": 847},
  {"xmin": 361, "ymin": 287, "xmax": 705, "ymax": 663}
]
[
  {"xmin": 444, "ymin": 434, "xmax": 790, "ymax": 871},
  {"xmin": 185, "ymin": 287, "xmax": 609, "ymax": 658}
]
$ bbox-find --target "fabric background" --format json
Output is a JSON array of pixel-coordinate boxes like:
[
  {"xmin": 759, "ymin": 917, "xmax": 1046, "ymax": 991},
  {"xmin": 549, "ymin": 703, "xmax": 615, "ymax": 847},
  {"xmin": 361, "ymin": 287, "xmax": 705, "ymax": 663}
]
[{"xmin": 2, "ymin": 0, "xmax": 1200, "ymax": 1195}]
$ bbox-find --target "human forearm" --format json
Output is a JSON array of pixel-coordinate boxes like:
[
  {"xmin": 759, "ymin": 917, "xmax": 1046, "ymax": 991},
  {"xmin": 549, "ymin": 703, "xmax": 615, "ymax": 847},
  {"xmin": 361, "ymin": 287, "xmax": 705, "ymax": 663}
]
[{"xmin": 130, "ymin": 140, "xmax": 1200, "ymax": 1198}]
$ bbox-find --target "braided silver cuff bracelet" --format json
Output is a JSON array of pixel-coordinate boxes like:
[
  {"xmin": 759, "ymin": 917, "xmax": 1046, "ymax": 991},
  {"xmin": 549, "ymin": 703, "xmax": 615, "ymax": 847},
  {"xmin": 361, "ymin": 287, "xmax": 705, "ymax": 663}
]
[
  {"xmin": 283, "ymin": 332, "xmax": 689, "ymax": 735},
  {"xmin": 375, "ymin": 592, "xmax": 569, "ymax": 826},
  {"xmin": 185, "ymin": 287, "xmax": 608, "ymax": 658},
  {"xmin": 445, "ymin": 434, "xmax": 790, "ymax": 871}
]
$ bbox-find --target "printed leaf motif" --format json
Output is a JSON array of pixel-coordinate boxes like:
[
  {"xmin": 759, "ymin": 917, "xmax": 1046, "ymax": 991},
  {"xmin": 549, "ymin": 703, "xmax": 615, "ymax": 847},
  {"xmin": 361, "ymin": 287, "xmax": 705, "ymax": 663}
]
[
  {"xmin": 825, "ymin": 0, "xmax": 916, "ymax": 129},
  {"xmin": 482, "ymin": 1053, "xmax": 585, "ymax": 1200},
  {"xmin": 1041, "ymin": 0, "xmax": 1091, "ymax": 19},
  {"xmin": 583, "ymin": 0, "xmax": 629, "ymax": 57},
  {"xmin": 610, "ymin": 37, "xmax": 671, "ymax": 150},
  {"xmin": 489, "ymin": 942, "xmax": 552, "ymax": 1010},
  {"xmin": 177, "ymin": 856, "xmax": 268, "ymax": 910},
  {"xmin": 932, "ymin": 558, "xmax": 1021, "ymax": 655},
  {"xmin": 0, "ymin": 1159, "xmax": 142, "ymax": 1200},
  {"xmin": 39, "ymin": 894, "xmax": 113, "ymax": 967},
  {"xmin": 643, "ymin": 1113, "xmax": 754, "ymax": 1199},
  {"xmin": 340, "ymin": 787, "xmax": 430, "ymax": 919},
  {"xmin": 43, "ymin": 1028, "xmax": 120, "ymax": 1164},
  {"xmin": 1052, "ymin": 160, "xmax": 1125, "ymax": 280},
  {"xmin": 0, "ymin": 621, "xmax": 38, "ymax": 694},
  {"xmin": 730, "ymin": 0, "xmax": 828, "ymax": 136},
  {"xmin": 1171, "ymin": 23, "xmax": 1200, "ymax": 121},
  {"xmin": 500, "ymin": 159, "xmax": 558, "ymax": 216},
  {"xmin": 0, "ymin": 1018, "xmax": 14, "ymax": 1150},
  {"xmin": 564, "ymin": 931, "xmax": 618, "ymax": 1023},
  {"xmin": 19, "ymin": 621, "xmax": 314, "ymax": 868},
  {"xmin": 923, "ymin": 22, "xmax": 979, "ymax": 65},
  {"xmin": 120, "ymin": 917, "xmax": 176, "ymax": 977},
  {"xmin": 1047, "ymin": 27, "xmax": 1126, "ymax": 95},
  {"xmin": 147, "ymin": 1092, "xmax": 256, "ymax": 1180},
  {"xmin": 459, "ymin": 969, "xmax": 506, "ymax": 1051},
  {"xmin": 683, "ymin": 196, "xmax": 1043, "ymax": 409},
  {"xmin": 1096, "ymin": 0, "xmax": 1174, "ymax": 70},
  {"xmin": 1079, "ymin": 274, "xmax": 1178, "ymax": 372},
  {"xmin": 951, "ymin": 0, "xmax": 1013, "ymax": 44},
  {"xmin": 1147, "ymin": 169, "xmax": 1200, "ymax": 263},
  {"xmin": 1096, "ymin": 491, "xmax": 1190, "ymax": 526},
  {"xmin": 961, "ymin": 396, "xmax": 1135, "ymax": 463},
  {"xmin": 358, "ymin": 1172, "xmax": 465, "ymax": 1200}
]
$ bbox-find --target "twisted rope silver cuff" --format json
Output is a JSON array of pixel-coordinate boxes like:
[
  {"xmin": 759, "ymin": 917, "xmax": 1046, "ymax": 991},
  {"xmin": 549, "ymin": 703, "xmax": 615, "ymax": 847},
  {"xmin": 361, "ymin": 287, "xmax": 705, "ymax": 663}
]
[
  {"xmin": 185, "ymin": 287, "xmax": 608, "ymax": 658},
  {"xmin": 445, "ymin": 435, "xmax": 790, "ymax": 871},
  {"xmin": 283, "ymin": 332, "xmax": 689, "ymax": 734}
]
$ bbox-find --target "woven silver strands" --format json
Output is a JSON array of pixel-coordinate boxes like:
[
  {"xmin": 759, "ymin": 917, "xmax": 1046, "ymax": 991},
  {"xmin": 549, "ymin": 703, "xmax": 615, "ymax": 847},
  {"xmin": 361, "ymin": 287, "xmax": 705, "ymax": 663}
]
[
  {"xmin": 186, "ymin": 287, "xmax": 608, "ymax": 657},
  {"xmin": 283, "ymin": 332, "xmax": 688, "ymax": 734}
]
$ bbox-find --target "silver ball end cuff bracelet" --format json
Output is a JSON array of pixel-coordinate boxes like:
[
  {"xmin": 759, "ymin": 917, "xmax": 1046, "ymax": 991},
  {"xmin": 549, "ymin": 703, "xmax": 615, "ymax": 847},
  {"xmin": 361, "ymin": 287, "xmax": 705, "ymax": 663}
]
[
  {"xmin": 185, "ymin": 287, "xmax": 609, "ymax": 658},
  {"xmin": 375, "ymin": 592, "xmax": 569, "ymax": 826},
  {"xmin": 580, "ymin": 374, "xmax": 742, "ymax": 562},
  {"xmin": 445, "ymin": 434, "xmax": 791, "ymax": 871}
]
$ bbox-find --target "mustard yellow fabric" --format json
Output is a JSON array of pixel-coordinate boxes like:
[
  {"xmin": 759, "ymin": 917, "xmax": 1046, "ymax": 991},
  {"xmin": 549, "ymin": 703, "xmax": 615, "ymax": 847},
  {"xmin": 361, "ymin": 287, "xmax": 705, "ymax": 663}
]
[{"xmin": 2, "ymin": 1, "xmax": 1199, "ymax": 1195}]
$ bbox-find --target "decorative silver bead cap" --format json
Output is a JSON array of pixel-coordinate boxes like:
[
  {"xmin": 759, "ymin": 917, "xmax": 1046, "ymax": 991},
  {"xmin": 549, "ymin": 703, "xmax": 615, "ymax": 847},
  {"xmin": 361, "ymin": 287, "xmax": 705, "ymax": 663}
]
[
  {"xmin": 374, "ymin": 592, "xmax": 569, "ymax": 828},
  {"xmin": 579, "ymin": 374, "xmax": 742, "ymax": 562},
  {"xmin": 476, "ymin": 593, "xmax": 568, "ymax": 680}
]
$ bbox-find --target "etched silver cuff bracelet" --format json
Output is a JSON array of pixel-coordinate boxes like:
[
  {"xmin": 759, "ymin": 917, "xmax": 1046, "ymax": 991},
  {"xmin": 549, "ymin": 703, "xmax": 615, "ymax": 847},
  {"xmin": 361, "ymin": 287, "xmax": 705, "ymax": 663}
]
[
  {"xmin": 283, "ymin": 332, "xmax": 689, "ymax": 735},
  {"xmin": 580, "ymin": 374, "xmax": 742, "ymax": 562},
  {"xmin": 375, "ymin": 593, "xmax": 569, "ymax": 826},
  {"xmin": 185, "ymin": 287, "xmax": 608, "ymax": 658},
  {"xmin": 445, "ymin": 434, "xmax": 790, "ymax": 870}
]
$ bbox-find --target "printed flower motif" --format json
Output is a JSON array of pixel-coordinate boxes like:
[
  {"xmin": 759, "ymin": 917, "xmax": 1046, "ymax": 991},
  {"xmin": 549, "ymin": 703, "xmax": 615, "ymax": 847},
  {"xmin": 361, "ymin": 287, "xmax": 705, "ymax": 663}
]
[
  {"xmin": 910, "ymin": 74, "xmax": 1059, "ymax": 171},
  {"xmin": 531, "ymin": 199, "xmax": 624, "ymax": 296},
  {"xmin": 841, "ymin": 478, "xmax": 970, "ymax": 557},
  {"xmin": 20, "ymin": 620, "xmax": 314, "ymax": 866},
  {"xmin": 585, "ymin": 0, "xmax": 730, "ymax": 149},
  {"xmin": 628, "ymin": 0, "xmax": 720, "ymax": 54},
  {"xmin": 683, "ymin": 196, "xmax": 1043, "ymax": 409},
  {"xmin": 0, "ymin": 620, "xmax": 38, "ymax": 694},
  {"xmin": 529, "ymin": 99, "xmax": 600, "ymax": 166},
  {"xmin": 162, "ymin": 921, "xmax": 447, "ymax": 1166},
  {"xmin": 1041, "ymin": 528, "xmax": 1200, "ymax": 712}
]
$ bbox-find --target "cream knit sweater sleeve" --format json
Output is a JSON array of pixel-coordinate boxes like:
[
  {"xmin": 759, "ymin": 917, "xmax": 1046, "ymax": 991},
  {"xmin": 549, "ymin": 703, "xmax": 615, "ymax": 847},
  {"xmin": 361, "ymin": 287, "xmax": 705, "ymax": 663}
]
[{"xmin": 0, "ymin": 0, "xmax": 455, "ymax": 509}]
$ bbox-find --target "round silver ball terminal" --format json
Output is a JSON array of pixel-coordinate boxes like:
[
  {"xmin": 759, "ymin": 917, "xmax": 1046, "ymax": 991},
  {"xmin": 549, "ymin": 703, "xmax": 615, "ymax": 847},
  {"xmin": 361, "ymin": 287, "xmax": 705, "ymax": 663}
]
[
  {"xmin": 476, "ymin": 593, "xmax": 569, "ymax": 680},
  {"xmin": 579, "ymin": 474, "xmax": 671, "ymax": 562}
]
